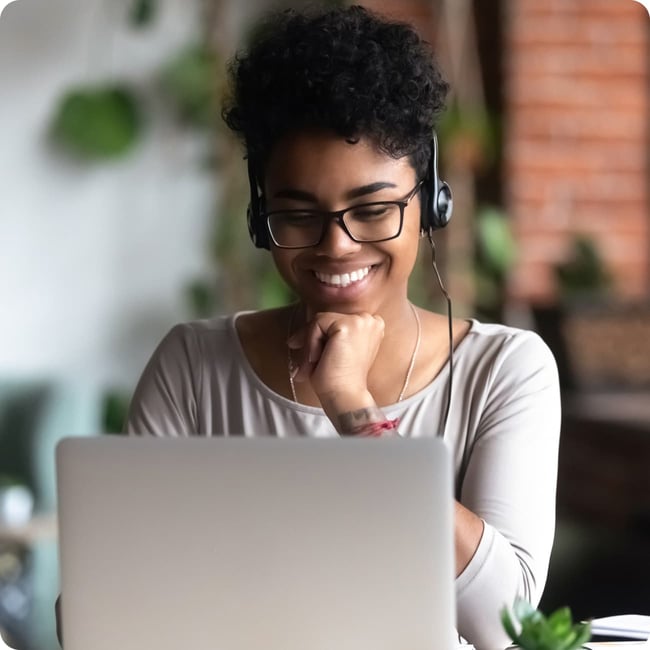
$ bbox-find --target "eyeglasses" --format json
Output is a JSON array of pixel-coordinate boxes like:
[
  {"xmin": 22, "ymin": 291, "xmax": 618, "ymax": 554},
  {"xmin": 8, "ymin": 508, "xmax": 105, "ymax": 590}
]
[{"xmin": 263, "ymin": 182, "xmax": 423, "ymax": 249}]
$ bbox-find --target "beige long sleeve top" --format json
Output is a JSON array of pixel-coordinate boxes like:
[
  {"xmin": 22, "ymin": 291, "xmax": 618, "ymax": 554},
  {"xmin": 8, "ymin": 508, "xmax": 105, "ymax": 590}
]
[{"xmin": 126, "ymin": 312, "xmax": 561, "ymax": 650}]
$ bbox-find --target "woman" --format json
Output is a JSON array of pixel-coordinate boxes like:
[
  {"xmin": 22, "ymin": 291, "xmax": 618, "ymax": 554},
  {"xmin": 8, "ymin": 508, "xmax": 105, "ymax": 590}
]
[{"xmin": 125, "ymin": 6, "xmax": 560, "ymax": 649}]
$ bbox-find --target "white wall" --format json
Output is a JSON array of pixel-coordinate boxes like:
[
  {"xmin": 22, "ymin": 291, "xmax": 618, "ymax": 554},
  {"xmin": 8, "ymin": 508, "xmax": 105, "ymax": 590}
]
[{"xmin": 0, "ymin": 0, "xmax": 221, "ymax": 390}]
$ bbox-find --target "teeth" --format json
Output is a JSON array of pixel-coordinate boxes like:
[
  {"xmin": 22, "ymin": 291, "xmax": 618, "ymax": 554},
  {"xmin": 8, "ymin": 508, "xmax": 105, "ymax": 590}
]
[{"xmin": 314, "ymin": 266, "xmax": 371, "ymax": 287}]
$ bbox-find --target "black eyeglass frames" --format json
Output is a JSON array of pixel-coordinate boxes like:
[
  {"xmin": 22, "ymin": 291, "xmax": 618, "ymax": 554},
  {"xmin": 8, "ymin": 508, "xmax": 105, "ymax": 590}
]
[{"xmin": 263, "ymin": 181, "xmax": 423, "ymax": 249}]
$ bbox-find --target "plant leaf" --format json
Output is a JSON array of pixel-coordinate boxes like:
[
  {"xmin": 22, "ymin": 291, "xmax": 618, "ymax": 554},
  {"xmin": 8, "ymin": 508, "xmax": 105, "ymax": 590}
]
[
  {"xmin": 501, "ymin": 599, "xmax": 591, "ymax": 650},
  {"xmin": 50, "ymin": 85, "xmax": 142, "ymax": 159}
]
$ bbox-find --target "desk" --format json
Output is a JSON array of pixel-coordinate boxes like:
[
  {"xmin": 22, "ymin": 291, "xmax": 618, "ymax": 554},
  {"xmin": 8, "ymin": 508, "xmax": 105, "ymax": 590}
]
[
  {"xmin": 585, "ymin": 645, "xmax": 648, "ymax": 649},
  {"xmin": 460, "ymin": 644, "xmax": 647, "ymax": 649}
]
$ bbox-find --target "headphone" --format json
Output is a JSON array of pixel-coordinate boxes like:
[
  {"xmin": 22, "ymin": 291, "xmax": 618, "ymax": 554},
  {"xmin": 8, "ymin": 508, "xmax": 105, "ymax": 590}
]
[
  {"xmin": 420, "ymin": 131, "xmax": 453, "ymax": 235},
  {"xmin": 246, "ymin": 131, "xmax": 453, "ymax": 250}
]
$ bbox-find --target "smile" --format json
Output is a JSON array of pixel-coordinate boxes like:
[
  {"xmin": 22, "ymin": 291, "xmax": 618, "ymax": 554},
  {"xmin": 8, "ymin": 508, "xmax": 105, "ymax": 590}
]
[{"xmin": 313, "ymin": 266, "xmax": 372, "ymax": 287}]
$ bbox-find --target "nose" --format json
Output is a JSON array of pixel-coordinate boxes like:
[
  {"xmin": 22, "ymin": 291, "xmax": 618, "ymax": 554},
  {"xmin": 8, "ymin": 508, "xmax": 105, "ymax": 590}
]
[{"xmin": 314, "ymin": 216, "xmax": 361, "ymax": 257}]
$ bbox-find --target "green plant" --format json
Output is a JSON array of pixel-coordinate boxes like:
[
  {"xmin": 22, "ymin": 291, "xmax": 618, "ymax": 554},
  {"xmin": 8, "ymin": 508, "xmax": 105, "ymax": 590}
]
[
  {"xmin": 50, "ymin": 85, "xmax": 142, "ymax": 159},
  {"xmin": 501, "ymin": 599, "xmax": 591, "ymax": 650},
  {"xmin": 129, "ymin": 0, "xmax": 157, "ymax": 28},
  {"xmin": 102, "ymin": 389, "xmax": 132, "ymax": 434},
  {"xmin": 159, "ymin": 43, "xmax": 220, "ymax": 128},
  {"xmin": 0, "ymin": 474, "xmax": 27, "ymax": 488},
  {"xmin": 554, "ymin": 234, "xmax": 610, "ymax": 300},
  {"xmin": 438, "ymin": 101, "xmax": 500, "ymax": 172},
  {"xmin": 474, "ymin": 204, "xmax": 517, "ymax": 321}
]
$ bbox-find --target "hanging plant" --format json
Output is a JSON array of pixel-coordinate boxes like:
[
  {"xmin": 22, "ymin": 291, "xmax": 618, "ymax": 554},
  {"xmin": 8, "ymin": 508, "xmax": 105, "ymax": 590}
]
[{"xmin": 50, "ymin": 85, "xmax": 142, "ymax": 160}]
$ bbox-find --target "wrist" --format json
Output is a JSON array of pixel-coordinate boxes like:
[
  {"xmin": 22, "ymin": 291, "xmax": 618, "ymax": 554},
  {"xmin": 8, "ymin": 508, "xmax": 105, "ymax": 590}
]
[
  {"xmin": 319, "ymin": 389, "xmax": 376, "ymax": 430},
  {"xmin": 319, "ymin": 392, "xmax": 400, "ymax": 437}
]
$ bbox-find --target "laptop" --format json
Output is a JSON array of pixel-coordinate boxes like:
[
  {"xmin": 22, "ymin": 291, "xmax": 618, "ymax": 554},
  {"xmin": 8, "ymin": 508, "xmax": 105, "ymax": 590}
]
[{"xmin": 56, "ymin": 436, "xmax": 456, "ymax": 650}]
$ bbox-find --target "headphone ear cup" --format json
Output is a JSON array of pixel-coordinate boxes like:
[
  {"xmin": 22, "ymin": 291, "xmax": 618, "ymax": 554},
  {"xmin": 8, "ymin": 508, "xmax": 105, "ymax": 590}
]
[
  {"xmin": 247, "ymin": 159, "xmax": 270, "ymax": 250},
  {"xmin": 246, "ymin": 198, "xmax": 271, "ymax": 250},
  {"xmin": 419, "ymin": 184, "xmax": 432, "ymax": 233},
  {"xmin": 435, "ymin": 181, "xmax": 453, "ymax": 229},
  {"xmin": 420, "ymin": 134, "xmax": 453, "ymax": 233},
  {"xmin": 420, "ymin": 174, "xmax": 451, "ymax": 233},
  {"xmin": 247, "ymin": 202, "xmax": 270, "ymax": 250}
]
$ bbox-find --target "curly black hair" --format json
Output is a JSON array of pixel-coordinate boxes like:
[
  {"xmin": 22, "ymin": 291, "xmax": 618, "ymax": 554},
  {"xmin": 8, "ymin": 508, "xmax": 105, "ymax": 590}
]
[{"xmin": 222, "ymin": 4, "xmax": 449, "ymax": 179}]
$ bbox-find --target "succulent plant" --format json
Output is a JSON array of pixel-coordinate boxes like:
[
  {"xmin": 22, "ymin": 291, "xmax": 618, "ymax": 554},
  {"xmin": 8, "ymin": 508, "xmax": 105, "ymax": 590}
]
[{"xmin": 501, "ymin": 598, "xmax": 591, "ymax": 650}]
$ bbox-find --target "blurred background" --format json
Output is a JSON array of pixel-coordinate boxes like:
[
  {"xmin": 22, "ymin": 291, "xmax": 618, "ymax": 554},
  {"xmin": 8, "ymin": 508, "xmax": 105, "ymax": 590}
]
[{"xmin": 0, "ymin": 0, "xmax": 648, "ymax": 647}]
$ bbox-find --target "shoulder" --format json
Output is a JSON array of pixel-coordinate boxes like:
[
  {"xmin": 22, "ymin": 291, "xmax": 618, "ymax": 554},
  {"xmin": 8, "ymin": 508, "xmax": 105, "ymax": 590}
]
[
  {"xmin": 463, "ymin": 320, "xmax": 555, "ymax": 363},
  {"xmin": 141, "ymin": 314, "xmax": 243, "ymax": 381},
  {"xmin": 159, "ymin": 313, "xmax": 240, "ymax": 352},
  {"xmin": 460, "ymin": 320, "xmax": 559, "ymax": 396}
]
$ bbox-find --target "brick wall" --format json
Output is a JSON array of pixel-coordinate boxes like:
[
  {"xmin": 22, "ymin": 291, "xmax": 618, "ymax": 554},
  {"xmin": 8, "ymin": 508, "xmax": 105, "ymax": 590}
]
[
  {"xmin": 504, "ymin": 0, "xmax": 650, "ymax": 303},
  {"xmin": 358, "ymin": 0, "xmax": 435, "ymax": 36},
  {"xmin": 358, "ymin": 0, "xmax": 649, "ymax": 304}
]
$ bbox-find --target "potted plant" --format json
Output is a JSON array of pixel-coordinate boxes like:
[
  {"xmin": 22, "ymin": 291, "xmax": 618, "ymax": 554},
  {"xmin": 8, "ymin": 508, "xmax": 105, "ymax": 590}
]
[{"xmin": 502, "ymin": 598, "xmax": 591, "ymax": 650}]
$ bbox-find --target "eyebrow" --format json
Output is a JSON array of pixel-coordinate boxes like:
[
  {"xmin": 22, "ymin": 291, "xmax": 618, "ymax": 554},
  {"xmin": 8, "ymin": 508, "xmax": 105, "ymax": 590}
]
[{"xmin": 271, "ymin": 181, "xmax": 399, "ymax": 203}]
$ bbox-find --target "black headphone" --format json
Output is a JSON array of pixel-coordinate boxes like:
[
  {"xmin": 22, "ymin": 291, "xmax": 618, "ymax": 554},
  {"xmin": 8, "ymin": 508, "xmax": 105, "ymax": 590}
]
[
  {"xmin": 246, "ymin": 131, "xmax": 453, "ymax": 250},
  {"xmin": 420, "ymin": 131, "xmax": 453, "ymax": 234},
  {"xmin": 246, "ymin": 156, "xmax": 270, "ymax": 249}
]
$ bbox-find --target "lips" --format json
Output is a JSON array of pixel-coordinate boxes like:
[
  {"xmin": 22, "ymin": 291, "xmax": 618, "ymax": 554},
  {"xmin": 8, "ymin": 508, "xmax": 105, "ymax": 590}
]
[{"xmin": 313, "ymin": 265, "xmax": 372, "ymax": 288}]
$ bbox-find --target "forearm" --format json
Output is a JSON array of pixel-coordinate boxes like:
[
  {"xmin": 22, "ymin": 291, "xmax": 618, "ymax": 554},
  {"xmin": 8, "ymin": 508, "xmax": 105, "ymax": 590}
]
[
  {"xmin": 454, "ymin": 500, "xmax": 485, "ymax": 577},
  {"xmin": 455, "ymin": 522, "xmax": 535, "ymax": 650}
]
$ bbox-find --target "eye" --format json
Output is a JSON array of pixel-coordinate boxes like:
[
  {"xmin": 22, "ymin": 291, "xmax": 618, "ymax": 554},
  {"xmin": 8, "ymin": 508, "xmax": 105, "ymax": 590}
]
[
  {"xmin": 273, "ymin": 212, "xmax": 321, "ymax": 227},
  {"xmin": 349, "ymin": 204, "xmax": 395, "ymax": 220}
]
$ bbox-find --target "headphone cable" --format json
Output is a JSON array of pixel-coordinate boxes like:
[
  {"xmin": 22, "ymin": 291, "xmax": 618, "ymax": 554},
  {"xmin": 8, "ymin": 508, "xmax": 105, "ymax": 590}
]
[{"xmin": 427, "ymin": 232, "xmax": 454, "ymax": 438}]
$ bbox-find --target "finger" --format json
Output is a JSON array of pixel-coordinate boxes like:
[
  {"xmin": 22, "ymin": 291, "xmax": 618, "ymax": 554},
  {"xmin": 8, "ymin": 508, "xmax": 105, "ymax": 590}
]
[
  {"xmin": 287, "ymin": 327, "xmax": 306, "ymax": 350},
  {"xmin": 307, "ymin": 320, "xmax": 328, "ymax": 364},
  {"xmin": 294, "ymin": 320, "xmax": 327, "ymax": 382}
]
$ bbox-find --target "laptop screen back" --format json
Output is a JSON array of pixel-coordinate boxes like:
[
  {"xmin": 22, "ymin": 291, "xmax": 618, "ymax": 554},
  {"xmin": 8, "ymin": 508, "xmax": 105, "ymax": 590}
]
[{"xmin": 56, "ymin": 436, "xmax": 456, "ymax": 650}]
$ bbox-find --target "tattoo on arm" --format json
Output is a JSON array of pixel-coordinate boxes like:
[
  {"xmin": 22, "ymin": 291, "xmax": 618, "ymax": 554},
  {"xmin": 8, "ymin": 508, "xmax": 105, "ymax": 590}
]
[{"xmin": 337, "ymin": 406, "xmax": 386, "ymax": 435}]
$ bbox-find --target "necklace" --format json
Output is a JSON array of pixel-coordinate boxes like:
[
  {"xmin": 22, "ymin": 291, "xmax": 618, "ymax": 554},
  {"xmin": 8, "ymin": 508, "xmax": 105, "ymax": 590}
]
[
  {"xmin": 287, "ymin": 302, "xmax": 421, "ymax": 404},
  {"xmin": 397, "ymin": 302, "xmax": 421, "ymax": 402}
]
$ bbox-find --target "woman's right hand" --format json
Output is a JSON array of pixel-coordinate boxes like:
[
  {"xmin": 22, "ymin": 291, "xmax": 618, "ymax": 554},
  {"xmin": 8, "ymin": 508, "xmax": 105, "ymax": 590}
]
[{"xmin": 287, "ymin": 309, "xmax": 386, "ymax": 428}]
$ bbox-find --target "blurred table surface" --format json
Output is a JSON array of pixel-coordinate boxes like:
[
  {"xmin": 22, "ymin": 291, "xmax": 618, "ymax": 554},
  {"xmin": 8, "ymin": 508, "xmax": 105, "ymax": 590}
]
[{"xmin": 0, "ymin": 514, "xmax": 57, "ymax": 544}]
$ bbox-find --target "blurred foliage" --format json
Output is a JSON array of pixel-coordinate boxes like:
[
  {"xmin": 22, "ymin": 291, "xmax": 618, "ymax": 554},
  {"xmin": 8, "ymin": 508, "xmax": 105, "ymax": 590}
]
[
  {"xmin": 185, "ymin": 278, "xmax": 219, "ymax": 319},
  {"xmin": 474, "ymin": 205, "xmax": 516, "ymax": 321},
  {"xmin": 50, "ymin": 86, "xmax": 142, "ymax": 160},
  {"xmin": 102, "ymin": 389, "xmax": 131, "ymax": 434},
  {"xmin": 258, "ymin": 265, "xmax": 295, "ymax": 310},
  {"xmin": 129, "ymin": 0, "xmax": 157, "ymax": 29},
  {"xmin": 438, "ymin": 102, "xmax": 500, "ymax": 172},
  {"xmin": 0, "ymin": 474, "xmax": 26, "ymax": 487},
  {"xmin": 159, "ymin": 44, "xmax": 221, "ymax": 128},
  {"xmin": 554, "ymin": 234, "xmax": 611, "ymax": 300}
]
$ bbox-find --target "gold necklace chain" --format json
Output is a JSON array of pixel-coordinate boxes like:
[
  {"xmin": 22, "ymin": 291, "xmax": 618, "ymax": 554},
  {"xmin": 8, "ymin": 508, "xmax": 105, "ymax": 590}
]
[{"xmin": 287, "ymin": 302, "xmax": 421, "ymax": 404}]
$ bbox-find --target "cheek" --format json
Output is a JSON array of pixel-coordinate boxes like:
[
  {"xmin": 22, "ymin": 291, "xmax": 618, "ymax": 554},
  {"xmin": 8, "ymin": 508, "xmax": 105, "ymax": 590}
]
[
  {"xmin": 270, "ymin": 249, "xmax": 299, "ymax": 287},
  {"xmin": 397, "ymin": 214, "xmax": 423, "ymax": 266}
]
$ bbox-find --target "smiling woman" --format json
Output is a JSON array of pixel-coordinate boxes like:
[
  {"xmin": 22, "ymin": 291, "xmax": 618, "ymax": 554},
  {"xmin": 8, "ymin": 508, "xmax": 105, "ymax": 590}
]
[{"xmin": 119, "ymin": 5, "xmax": 561, "ymax": 650}]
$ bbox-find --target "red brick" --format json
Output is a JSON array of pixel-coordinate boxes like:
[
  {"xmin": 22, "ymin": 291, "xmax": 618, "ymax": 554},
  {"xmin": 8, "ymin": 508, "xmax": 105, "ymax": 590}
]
[
  {"xmin": 506, "ymin": 0, "xmax": 647, "ymax": 18},
  {"xmin": 508, "ymin": 106, "xmax": 647, "ymax": 141}
]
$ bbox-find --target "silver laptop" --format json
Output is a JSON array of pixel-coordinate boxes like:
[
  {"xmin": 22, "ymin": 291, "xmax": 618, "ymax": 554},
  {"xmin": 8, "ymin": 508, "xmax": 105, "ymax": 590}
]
[{"xmin": 56, "ymin": 436, "xmax": 456, "ymax": 650}]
